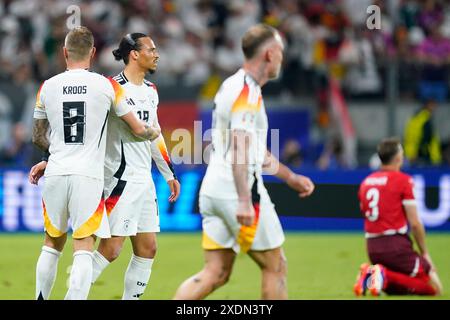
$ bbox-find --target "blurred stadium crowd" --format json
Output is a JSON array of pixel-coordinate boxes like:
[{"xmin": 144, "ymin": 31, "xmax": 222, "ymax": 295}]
[{"xmin": 1, "ymin": 0, "xmax": 450, "ymax": 168}]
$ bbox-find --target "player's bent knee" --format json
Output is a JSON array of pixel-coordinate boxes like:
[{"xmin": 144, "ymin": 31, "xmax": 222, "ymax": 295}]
[
  {"xmin": 204, "ymin": 264, "xmax": 232, "ymax": 287},
  {"xmin": 100, "ymin": 244, "xmax": 123, "ymax": 262},
  {"xmin": 44, "ymin": 233, "xmax": 67, "ymax": 252},
  {"xmin": 263, "ymin": 251, "xmax": 288, "ymax": 275},
  {"xmin": 134, "ymin": 241, "xmax": 157, "ymax": 259}
]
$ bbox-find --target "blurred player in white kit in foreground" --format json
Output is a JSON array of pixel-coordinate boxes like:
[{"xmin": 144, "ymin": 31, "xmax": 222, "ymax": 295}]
[{"xmin": 174, "ymin": 24, "xmax": 315, "ymax": 300}]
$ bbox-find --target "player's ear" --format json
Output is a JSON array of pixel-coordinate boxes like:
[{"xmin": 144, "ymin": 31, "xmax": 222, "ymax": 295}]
[
  {"xmin": 90, "ymin": 47, "xmax": 96, "ymax": 59},
  {"xmin": 131, "ymin": 49, "xmax": 139, "ymax": 61},
  {"xmin": 63, "ymin": 47, "xmax": 69, "ymax": 60},
  {"xmin": 265, "ymin": 48, "xmax": 273, "ymax": 62}
]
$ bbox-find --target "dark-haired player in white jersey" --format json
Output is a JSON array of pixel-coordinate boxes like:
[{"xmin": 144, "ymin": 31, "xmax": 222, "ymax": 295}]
[
  {"xmin": 30, "ymin": 27, "xmax": 160, "ymax": 300},
  {"xmin": 88, "ymin": 33, "xmax": 180, "ymax": 300}
]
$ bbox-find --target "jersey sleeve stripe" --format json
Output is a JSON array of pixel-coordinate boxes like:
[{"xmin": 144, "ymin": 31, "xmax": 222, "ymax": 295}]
[
  {"xmin": 35, "ymin": 82, "xmax": 45, "ymax": 109},
  {"xmin": 157, "ymin": 138, "xmax": 177, "ymax": 177},
  {"xmin": 231, "ymin": 83, "xmax": 262, "ymax": 113},
  {"xmin": 107, "ymin": 77, "xmax": 125, "ymax": 106},
  {"xmin": 402, "ymin": 199, "xmax": 417, "ymax": 206}
]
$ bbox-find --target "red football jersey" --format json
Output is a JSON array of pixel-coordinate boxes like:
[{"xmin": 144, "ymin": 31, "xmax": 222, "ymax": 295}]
[{"xmin": 358, "ymin": 170, "xmax": 415, "ymax": 237}]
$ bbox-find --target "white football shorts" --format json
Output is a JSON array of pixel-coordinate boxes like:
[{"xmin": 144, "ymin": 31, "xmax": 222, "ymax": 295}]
[
  {"xmin": 104, "ymin": 176, "xmax": 160, "ymax": 236},
  {"xmin": 199, "ymin": 185, "xmax": 285, "ymax": 254},
  {"xmin": 42, "ymin": 175, "xmax": 110, "ymax": 239}
]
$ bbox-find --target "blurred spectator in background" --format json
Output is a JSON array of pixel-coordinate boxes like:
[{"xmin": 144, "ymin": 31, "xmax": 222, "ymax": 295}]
[
  {"xmin": 281, "ymin": 139, "xmax": 303, "ymax": 168},
  {"xmin": 316, "ymin": 135, "xmax": 346, "ymax": 170},
  {"xmin": 0, "ymin": 90, "xmax": 12, "ymax": 151},
  {"xmin": 417, "ymin": 0, "xmax": 443, "ymax": 34},
  {"xmin": 442, "ymin": 140, "xmax": 450, "ymax": 166},
  {"xmin": 404, "ymin": 99, "xmax": 442, "ymax": 165},
  {"xmin": 0, "ymin": 62, "xmax": 37, "ymax": 123},
  {"xmin": 0, "ymin": 122, "xmax": 39, "ymax": 167},
  {"xmin": 415, "ymin": 24, "xmax": 450, "ymax": 102},
  {"xmin": 341, "ymin": 26, "xmax": 381, "ymax": 97}
]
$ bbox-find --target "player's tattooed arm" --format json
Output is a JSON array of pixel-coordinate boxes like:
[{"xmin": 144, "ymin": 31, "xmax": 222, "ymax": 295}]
[
  {"xmin": 32, "ymin": 119, "xmax": 50, "ymax": 152},
  {"xmin": 139, "ymin": 123, "xmax": 161, "ymax": 141},
  {"xmin": 121, "ymin": 111, "xmax": 160, "ymax": 141}
]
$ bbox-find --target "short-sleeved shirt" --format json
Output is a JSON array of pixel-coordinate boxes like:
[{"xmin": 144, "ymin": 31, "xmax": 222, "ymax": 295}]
[
  {"xmin": 34, "ymin": 69, "xmax": 131, "ymax": 180},
  {"xmin": 200, "ymin": 68, "xmax": 268, "ymax": 199},
  {"xmin": 358, "ymin": 170, "xmax": 416, "ymax": 238}
]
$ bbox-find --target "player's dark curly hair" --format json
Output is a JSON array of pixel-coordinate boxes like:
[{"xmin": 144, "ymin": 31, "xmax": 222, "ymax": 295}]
[{"xmin": 112, "ymin": 33, "xmax": 147, "ymax": 64}]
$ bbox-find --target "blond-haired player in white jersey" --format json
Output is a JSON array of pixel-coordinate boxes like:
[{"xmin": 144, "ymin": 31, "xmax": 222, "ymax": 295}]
[
  {"xmin": 87, "ymin": 33, "xmax": 180, "ymax": 300},
  {"xmin": 174, "ymin": 24, "xmax": 315, "ymax": 300},
  {"xmin": 29, "ymin": 27, "xmax": 160, "ymax": 300}
]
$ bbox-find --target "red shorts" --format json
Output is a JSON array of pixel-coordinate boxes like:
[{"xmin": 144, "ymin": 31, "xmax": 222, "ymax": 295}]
[{"xmin": 367, "ymin": 234, "xmax": 430, "ymax": 279}]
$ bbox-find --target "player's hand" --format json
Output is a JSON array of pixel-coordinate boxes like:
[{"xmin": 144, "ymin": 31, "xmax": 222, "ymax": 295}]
[
  {"xmin": 287, "ymin": 173, "xmax": 315, "ymax": 198},
  {"xmin": 149, "ymin": 126, "xmax": 161, "ymax": 141},
  {"xmin": 423, "ymin": 252, "xmax": 437, "ymax": 272},
  {"xmin": 236, "ymin": 199, "xmax": 255, "ymax": 227},
  {"xmin": 144, "ymin": 122, "xmax": 160, "ymax": 141},
  {"xmin": 29, "ymin": 161, "xmax": 47, "ymax": 185},
  {"xmin": 167, "ymin": 179, "xmax": 180, "ymax": 203}
]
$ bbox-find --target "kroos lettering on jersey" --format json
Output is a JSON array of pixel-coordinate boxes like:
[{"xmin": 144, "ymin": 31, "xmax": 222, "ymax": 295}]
[{"xmin": 34, "ymin": 69, "xmax": 132, "ymax": 180}]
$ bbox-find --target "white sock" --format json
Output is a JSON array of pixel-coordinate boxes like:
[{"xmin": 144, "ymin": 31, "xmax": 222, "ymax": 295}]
[
  {"xmin": 64, "ymin": 250, "xmax": 93, "ymax": 300},
  {"xmin": 36, "ymin": 246, "xmax": 61, "ymax": 300},
  {"xmin": 122, "ymin": 254, "xmax": 154, "ymax": 300},
  {"xmin": 91, "ymin": 250, "xmax": 110, "ymax": 284}
]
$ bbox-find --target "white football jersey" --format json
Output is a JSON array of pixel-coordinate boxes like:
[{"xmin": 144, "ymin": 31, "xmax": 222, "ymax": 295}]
[
  {"xmin": 34, "ymin": 69, "xmax": 132, "ymax": 180},
  {"xmin": 104, "ymin": 72, "xmax": 176, "ymax": 183},
  {"xmin": 200, "ymin": 68, "xmax": 268, "ymax": 199}
]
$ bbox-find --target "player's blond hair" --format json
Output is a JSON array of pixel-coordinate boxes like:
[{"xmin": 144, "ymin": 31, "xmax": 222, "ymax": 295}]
[
  {"xmin": 241, "ymin": 24, "xmax": 278, "ymax": 59},
  {"xmin": 64, "ymin": 26, "xmax": 94, "ymax": 61}
]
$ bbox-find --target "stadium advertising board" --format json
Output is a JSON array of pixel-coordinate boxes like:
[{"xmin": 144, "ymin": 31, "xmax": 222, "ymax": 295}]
[{"xmin": 0, "ymin": 169, "xmax": 449, "ymax": 232}]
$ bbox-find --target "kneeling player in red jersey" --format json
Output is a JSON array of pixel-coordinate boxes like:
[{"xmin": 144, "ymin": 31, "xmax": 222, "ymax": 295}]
[{"xmin": 354, "ymin": 137, "xmax": 443, "ymax": 296}]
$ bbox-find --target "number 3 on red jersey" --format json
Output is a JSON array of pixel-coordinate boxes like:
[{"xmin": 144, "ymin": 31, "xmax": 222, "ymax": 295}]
[{"xmin": 365, "ymin": 188, "xmax": 380, "ymax": 221}]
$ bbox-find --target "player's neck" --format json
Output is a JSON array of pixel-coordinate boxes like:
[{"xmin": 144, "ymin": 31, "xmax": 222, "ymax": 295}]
[
  {"xmin": 66, "ymin": 61, "xmax": 90, "ymax": 70},
  {"xmin": 123, "ymin": 65, "xmax": 146, "ymax": 85},
  {"xmin": 380, "ymin": 164, "xmax": 400, "ymax": 172},
  {"xmin": 243, "ymin": 62, "xmax": 268, "ymax": 87}
]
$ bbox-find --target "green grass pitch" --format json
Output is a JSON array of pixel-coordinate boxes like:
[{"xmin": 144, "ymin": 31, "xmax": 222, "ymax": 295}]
[{"xmin": 0, "ymin": 232, "xmax": 448, "ymax": 300}]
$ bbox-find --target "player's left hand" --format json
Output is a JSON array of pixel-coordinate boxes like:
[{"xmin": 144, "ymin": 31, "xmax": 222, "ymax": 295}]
[
  {"xmin": 423, "ymin": 252, "xmax": 437, "ymax": 272},
  {"xmin": 287, "ymin": 173, "xmax": 315, "ymax": 198},
  {"xmin": 29, "ymin": 161, "xmax": 47, "ymax": 185},
  {"xmin": 167, "ymin": 179, "xmax": 180, "ymax": 203}
]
